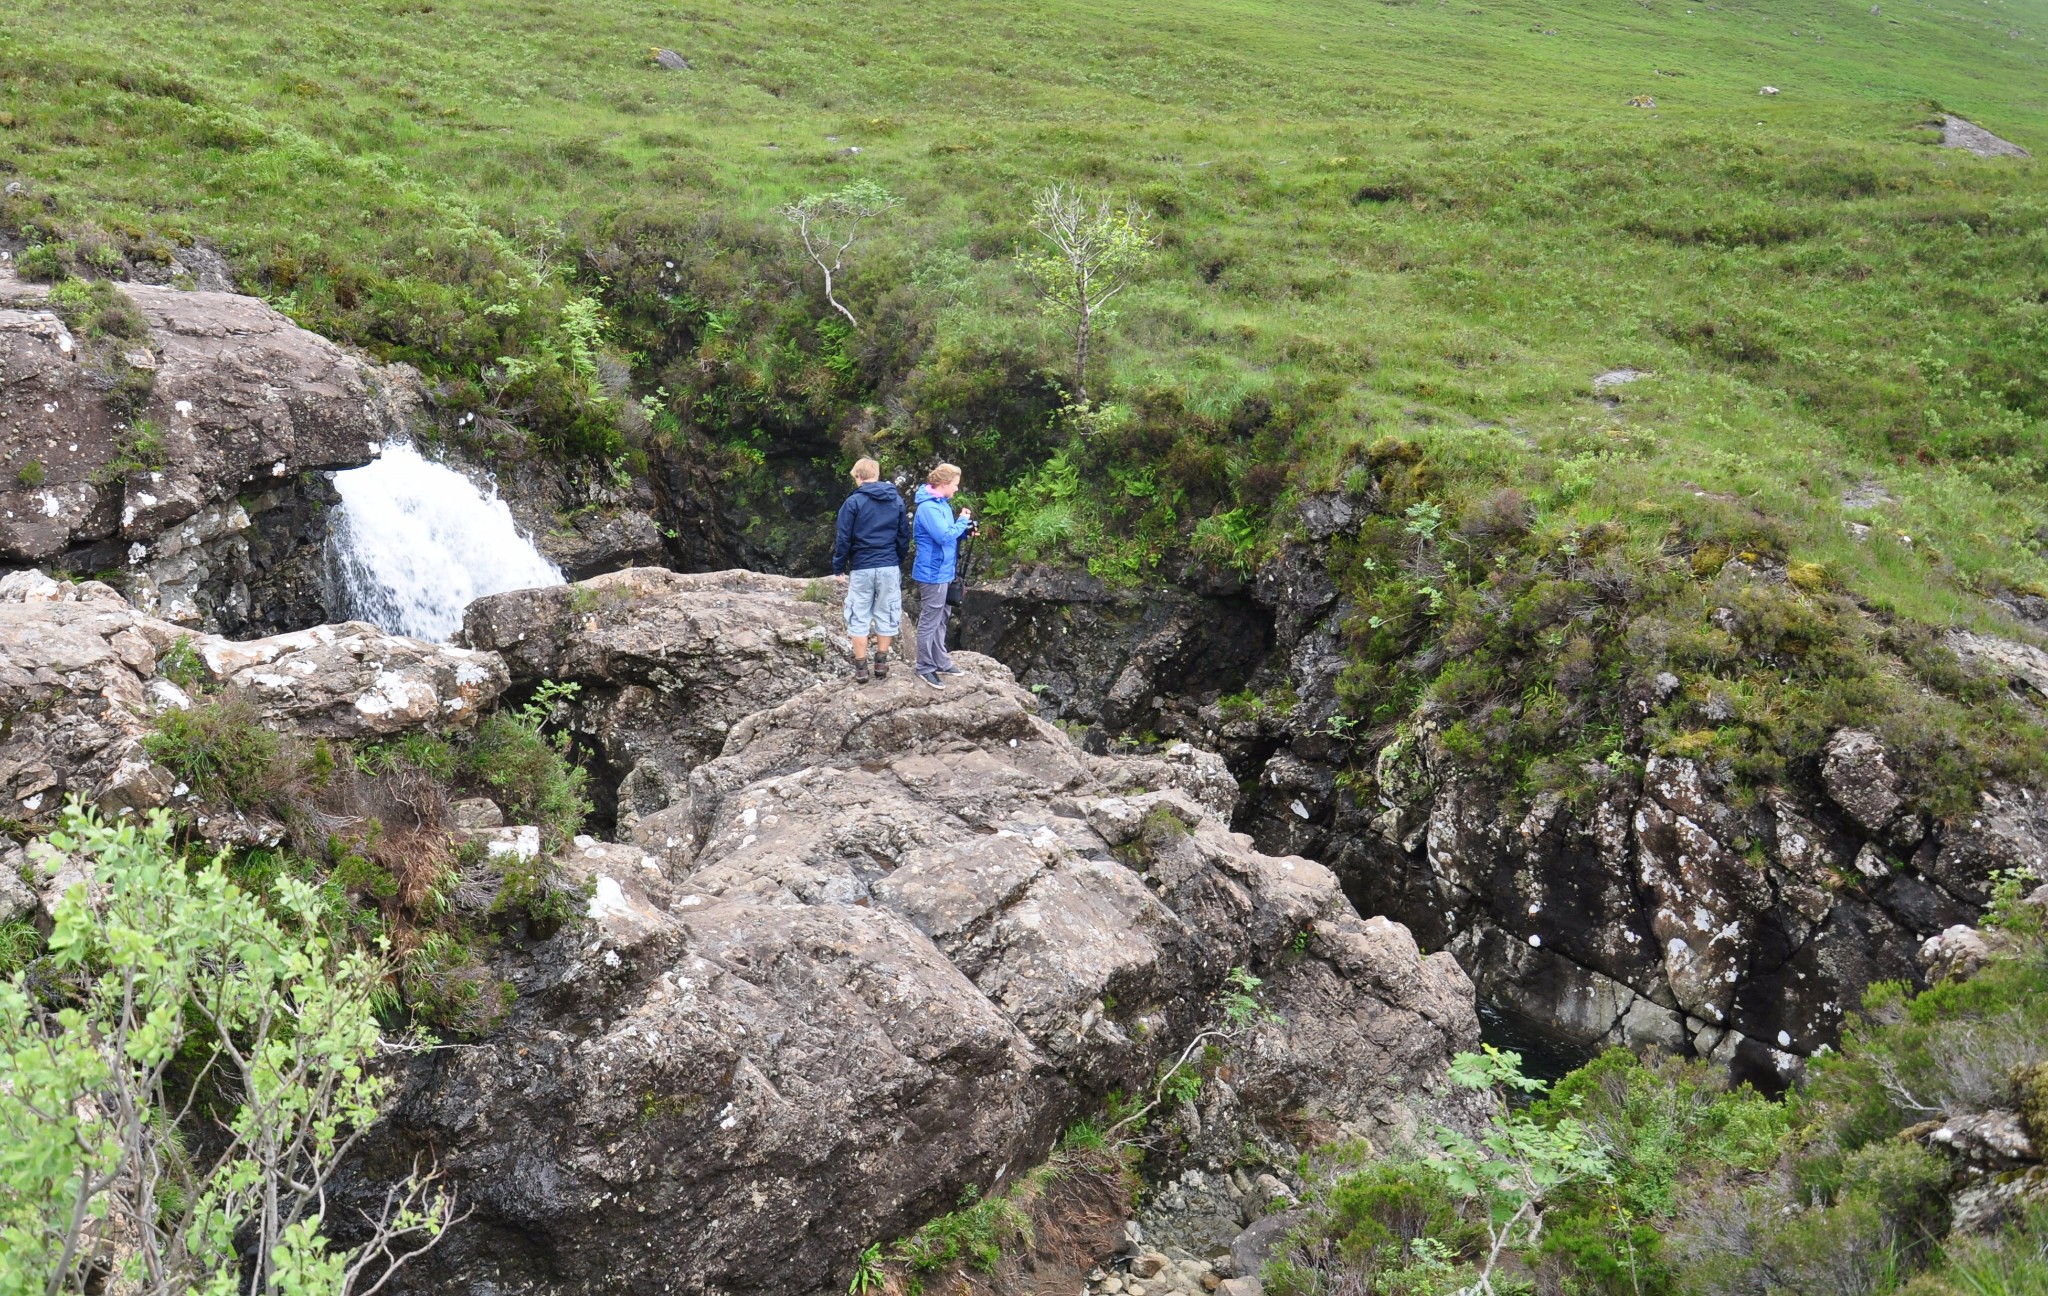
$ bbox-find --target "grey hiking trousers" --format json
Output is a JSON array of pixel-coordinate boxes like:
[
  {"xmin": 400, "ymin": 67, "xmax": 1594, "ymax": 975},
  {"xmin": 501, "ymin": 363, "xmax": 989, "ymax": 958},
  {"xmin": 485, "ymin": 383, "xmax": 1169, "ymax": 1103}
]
[{"xmin": 914, "ymin": 581, "xmax": 954, "ymax": 675}]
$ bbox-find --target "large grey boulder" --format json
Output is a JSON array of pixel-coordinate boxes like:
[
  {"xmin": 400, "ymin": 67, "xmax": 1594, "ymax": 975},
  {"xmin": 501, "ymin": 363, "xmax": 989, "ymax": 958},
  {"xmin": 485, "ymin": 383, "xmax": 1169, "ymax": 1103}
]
[
  {"xmin": 0, "ymin": 574, "xmax": 187, "ymax": 819},
  {"xmin": 461, "ymin": 568, "xmax": 851, "ymax": 826},
  {"xmin": 0, "ymin": 267, "xmax": 412, "ymax": 630},
  {"xmin": 0, "ymin": 571, "xmax": 507, "ymax": 826},
  {"xmin": 194, "ymin": 621, "xmax": 507, "ymax": 738},
  {"xmin": 1821, "ymin": 728, "xmax": 1903, "ymax": 836},
  {"xmin": 359, "ymin": 582, "xmax": 1476, "ymax": 1296}
]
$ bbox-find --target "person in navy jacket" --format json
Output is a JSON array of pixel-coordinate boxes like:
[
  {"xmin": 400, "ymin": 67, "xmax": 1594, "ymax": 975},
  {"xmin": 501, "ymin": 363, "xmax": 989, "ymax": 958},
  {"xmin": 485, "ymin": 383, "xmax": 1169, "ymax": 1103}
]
[{"xmin": 832, "ymin": 457, "xmax": 910, "ymax": 683}]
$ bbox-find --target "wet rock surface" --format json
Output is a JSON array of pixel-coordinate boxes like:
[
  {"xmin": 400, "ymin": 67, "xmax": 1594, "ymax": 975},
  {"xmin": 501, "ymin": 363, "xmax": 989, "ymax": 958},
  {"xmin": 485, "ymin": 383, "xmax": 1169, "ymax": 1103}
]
[
  {"xmin": 473, "ymin": 451, "xmax": 670, "ymax": 581},
  {"xmin": 336, "ymin": 570, "xmax": 1476, "ymax": 1296},
  {"xmin": 0, "ymin": 266, "xmax": 413, "ymax": 632}
]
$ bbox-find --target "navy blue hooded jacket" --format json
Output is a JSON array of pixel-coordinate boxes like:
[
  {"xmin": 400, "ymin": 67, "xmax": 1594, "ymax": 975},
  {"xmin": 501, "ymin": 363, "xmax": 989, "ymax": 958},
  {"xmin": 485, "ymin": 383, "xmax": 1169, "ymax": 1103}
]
[{"xmin": 832, "ymin": 480, "xmax": 911, "ymax": 574}]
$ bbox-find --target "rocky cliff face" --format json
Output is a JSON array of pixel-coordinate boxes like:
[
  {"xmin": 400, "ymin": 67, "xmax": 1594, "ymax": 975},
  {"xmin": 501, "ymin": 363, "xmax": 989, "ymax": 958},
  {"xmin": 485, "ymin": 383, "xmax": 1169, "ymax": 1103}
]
[
  {"xmin": 960, "ymin": 501, "xmax": 2048, "ymax": 1085},
  {"xmin": 342, "ymin": 571, "xmax": 1472, "ymax": 1295},
  {"xmin": 955, "ymin": 565, "xmax": 1274, "ymax": 743},
  {"xmin": 0, "ymin": 267, "xmax": 416, "ymax": 632}
]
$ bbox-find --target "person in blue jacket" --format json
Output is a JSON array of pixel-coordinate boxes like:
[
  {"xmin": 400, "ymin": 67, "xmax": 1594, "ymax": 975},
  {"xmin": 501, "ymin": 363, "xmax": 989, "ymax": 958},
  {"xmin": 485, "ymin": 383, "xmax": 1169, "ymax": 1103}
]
[
  {"xmin": 910, "ymin": 462, "xmax": 974, "ymax": 688},
  {"xmin": 831, "ymin": 457, "xmax": 910, "ymax": 683}
]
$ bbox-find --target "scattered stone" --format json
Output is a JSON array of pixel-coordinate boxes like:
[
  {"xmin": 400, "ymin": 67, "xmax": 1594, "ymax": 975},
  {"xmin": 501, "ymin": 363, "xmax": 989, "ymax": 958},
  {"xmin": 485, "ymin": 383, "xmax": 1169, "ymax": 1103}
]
[
  {"xmin": 1947, "ymin": 631, "xmax": 2048, "ymax": 700},
  {"xmin": 0, "ymin": 579, "xmax": 506, "ymax": 826},
  {"xmin": 1760, "ymin": 85, "xmax": 1781, "ymax": 95},
  {"xmin": 1940, "ymin": 115, "xmax": 2031, "ymax": 159},
  {"xmin": 1821, "ymin": 729, "xmax": 1902, "ymax": 835},
  {"xmin": 1295, "ymin": 493, "xmax": 1357, "ymax": 541},
  {"xmin": 1923, "ymin": 1110, "xmax": 2038, "ymax": 1169},
  {"xmin": 1592, "ymin": 367, "xmax": 1649, "ymax": 391},
  {"xmin": 0, "ymin": 851, "xmax": 35, "ymax": 924},
  {"xmin": 650, "ymin": 47, "xmax": 691, "ymax": 71},
  {"xmin": 444, "ymin": 797, "xmax": 505, "ymax": 833},
  {"xmin": 1919, "ymin": 924, "xmax": 2006, "ymax": 982},
  {"xmin": 1841, "ymin": 480, "xmax": 1892, "ymax": 509}
]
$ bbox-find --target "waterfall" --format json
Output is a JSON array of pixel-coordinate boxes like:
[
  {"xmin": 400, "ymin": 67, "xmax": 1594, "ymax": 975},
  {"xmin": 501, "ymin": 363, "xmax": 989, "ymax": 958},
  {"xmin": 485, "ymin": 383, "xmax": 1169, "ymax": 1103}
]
[{"xmin": 325, "ymin": 442, "xmax": 564, "ymax": 642}]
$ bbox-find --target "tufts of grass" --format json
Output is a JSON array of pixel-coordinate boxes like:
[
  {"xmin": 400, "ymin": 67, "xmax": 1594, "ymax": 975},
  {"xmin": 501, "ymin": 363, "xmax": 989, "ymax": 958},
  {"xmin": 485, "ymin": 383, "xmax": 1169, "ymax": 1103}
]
[
  {"xmin": 458, "ymin": 710, "xmax": 591, "ymax": 855},
  {"xmin": 0, "ymin": 919, "xmax": 42, "ymax": 978},
  {"xmin": 142, "ymin": 696, "xmax": 285, "ymax": 813},
  {"xmin": 139, "ymin": 677, "xmax": 591, "ymax": 1035}
]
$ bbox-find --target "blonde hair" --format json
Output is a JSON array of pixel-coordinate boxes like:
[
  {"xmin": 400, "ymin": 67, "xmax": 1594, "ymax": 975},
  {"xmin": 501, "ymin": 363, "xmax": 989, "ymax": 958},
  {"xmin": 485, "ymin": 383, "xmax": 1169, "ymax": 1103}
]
[
  {"xmin": 927, "ymin": 463, "xmax": 962, "ymax": 487},
  {"xmin": 850, "ymin": 457, "xmax": 880, "ymax": 482}
]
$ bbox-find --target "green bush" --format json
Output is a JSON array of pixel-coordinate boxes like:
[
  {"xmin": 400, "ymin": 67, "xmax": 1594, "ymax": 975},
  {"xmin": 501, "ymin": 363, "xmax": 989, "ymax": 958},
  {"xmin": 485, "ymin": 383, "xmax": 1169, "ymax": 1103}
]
[
  {"xmin": 14, "ymin": 242, "xmax": 71, "ymax": 282},
  {"xmin": 157, "ymin": 633, "xmax": 205, "ymax": 688},
  {"xmin": 0, "ymin": 806, "xmax": 453, "ymax": 1294},
  {"xmin": 1325, "ymin": 1162, "xmax": 1478, "ymax": 1267},
  {"xmin": 142, "ymin": 695, "xmax": 288, "ymax": 812},
  {"xmin": 458, "ymin": 710, "xmax": 590, "ymax": 852},
  {"xmin": 400, "ymin": 929, "xmax": 514, "ymax": 1037}
]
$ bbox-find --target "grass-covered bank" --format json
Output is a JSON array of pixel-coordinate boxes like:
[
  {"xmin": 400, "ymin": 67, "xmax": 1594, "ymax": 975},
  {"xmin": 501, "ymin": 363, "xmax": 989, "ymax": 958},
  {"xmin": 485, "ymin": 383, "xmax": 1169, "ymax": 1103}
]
[
  {"xmin": 4, "ymin": 0, "xmax": 2043, "ymax": 568},
  {"xmin": 3, "ymin": 3, "xmax": 2045, "ymax": 818}
]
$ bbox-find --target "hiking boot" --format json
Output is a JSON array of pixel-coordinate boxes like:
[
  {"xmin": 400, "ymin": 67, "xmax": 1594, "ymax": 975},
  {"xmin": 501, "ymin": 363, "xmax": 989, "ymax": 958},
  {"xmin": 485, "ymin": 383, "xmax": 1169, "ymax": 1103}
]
[
  {"xmin": 935, "ymin": 665, "xmax": 966, "ymax": 676},
  {"xmin": 872, "ymin": 652, "xmax": 890, "ymax": 680},
  {"xmin": 918, "ymin": 670, "xmax": 945, "ymax": 689},
  {"xmin": 852, "ymin": 657, "xmax": 872, "ymax": 684}
]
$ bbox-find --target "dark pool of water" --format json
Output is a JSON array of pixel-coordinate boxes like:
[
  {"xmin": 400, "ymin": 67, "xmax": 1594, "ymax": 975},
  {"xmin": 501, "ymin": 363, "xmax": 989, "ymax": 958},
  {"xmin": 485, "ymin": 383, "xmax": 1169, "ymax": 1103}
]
[{"xmin": 1476, "ymin": 1000, "xmax": 1603, "ymax": 1087}]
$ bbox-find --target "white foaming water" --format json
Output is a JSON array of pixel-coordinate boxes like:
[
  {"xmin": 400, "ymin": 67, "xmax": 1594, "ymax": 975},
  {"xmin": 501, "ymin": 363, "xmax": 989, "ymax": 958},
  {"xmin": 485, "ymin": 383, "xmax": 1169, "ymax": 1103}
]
[{"xmin": 326, "ymin": 442, "xmax": 563, "ymax": 641}]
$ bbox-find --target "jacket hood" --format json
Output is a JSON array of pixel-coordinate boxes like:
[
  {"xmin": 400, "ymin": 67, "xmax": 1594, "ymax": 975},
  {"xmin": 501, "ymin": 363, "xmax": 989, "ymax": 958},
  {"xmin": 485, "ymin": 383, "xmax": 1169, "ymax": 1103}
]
[
  {"xmin": 855, "ymin": 480, "xmax": 902, "ymax": 505},
  {"xmin": 914, "ymin": 485, "xmax": 942, "ymax": 505}
]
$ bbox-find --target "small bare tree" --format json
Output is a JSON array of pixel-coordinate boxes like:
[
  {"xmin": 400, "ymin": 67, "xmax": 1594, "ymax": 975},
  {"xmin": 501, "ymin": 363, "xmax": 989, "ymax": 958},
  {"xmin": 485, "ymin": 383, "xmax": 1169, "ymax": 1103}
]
[
  {"xmin": 1017, "ymin": 184, "xmax": 1156, "ymax": 404},
  {"xmin": 777, "ymin": 180, "xmax": 899, "ymax": 329}
]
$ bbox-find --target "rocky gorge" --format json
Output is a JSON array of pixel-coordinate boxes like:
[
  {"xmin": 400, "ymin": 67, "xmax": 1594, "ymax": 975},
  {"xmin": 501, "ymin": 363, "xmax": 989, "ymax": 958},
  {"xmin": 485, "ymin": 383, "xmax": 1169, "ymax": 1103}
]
[
  {"xmin": 7, "ymin": 265, "xmax": 2045, "ymax": 1087},
  {"xmin": 956, "ymin": 504, "xmax": 2048, "ymax": 1087}
]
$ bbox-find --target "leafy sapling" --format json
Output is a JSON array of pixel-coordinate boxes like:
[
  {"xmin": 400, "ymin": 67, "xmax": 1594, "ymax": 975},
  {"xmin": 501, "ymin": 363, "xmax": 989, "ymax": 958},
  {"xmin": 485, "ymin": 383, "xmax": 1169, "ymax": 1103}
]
[
  {"xmin": 1107, "ymin": 966, "xmax": 1278, "ymax": 1139},
  {"xmin": 1429, "ymin": 1045, "xmax": 1610, "ymax": 1296},
  {"xmin": 1017, "ymin": 184, "xmax": 1156, "ymax": 404},
  {"xmin": 0, "ymin": 804, "xmax": 459, "ymax": 1295}
]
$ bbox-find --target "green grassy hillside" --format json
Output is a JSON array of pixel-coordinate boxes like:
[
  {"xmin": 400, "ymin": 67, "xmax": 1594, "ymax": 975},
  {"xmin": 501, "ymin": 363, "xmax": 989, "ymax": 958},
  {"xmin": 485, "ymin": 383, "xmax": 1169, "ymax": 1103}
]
[{"xmin": 4, "ymin": 0, "xmax": 2046, "ymax": 798}]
